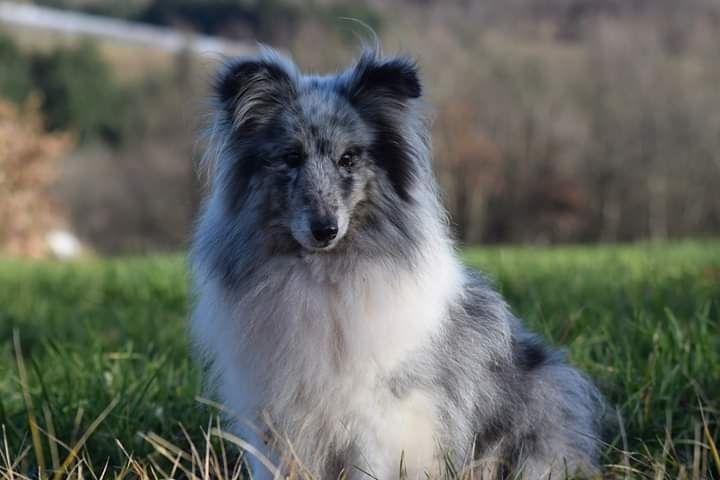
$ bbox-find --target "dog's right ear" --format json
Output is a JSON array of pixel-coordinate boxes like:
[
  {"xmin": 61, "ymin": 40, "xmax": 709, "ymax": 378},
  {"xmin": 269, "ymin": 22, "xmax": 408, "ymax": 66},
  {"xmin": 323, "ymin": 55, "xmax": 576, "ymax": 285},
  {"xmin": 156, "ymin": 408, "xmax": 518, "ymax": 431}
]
[
  {"xmin": 341, "ymin": 51, "xmax": 422, "ymax": 107},
  {"xmin": 216, "ymin": 54, "xmax": 296, "ymax": 132}
]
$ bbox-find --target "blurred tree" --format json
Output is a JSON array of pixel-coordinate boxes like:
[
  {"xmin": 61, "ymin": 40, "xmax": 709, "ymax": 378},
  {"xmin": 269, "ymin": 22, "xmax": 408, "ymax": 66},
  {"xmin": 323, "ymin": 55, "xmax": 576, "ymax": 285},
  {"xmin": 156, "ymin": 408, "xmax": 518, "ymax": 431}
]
[
  {"xmin": 0, "ymin": 34, "xmax": 32, "ymax": 104},
  {"xmin": 436, "ymin": 101, "xmax": 502, "ymax": 243},
  {"xmin": 0, "ymin": 98, "xmax": 73, "ymax": 257},
  {"xmin": 30, "ymin": 42, "xmax": 130, "ymax": 145},
  {"xmin": 138, "ymin": 0, "xmax": 301, "ymax": 42}
]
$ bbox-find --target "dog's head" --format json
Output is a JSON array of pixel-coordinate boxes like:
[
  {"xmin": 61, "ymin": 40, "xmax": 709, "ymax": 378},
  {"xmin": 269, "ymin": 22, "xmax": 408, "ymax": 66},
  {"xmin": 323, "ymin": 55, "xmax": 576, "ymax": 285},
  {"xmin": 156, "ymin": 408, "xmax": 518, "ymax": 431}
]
[{"xmin": 209, "ymin": 48, "xmax": 426, "ymax": 253}]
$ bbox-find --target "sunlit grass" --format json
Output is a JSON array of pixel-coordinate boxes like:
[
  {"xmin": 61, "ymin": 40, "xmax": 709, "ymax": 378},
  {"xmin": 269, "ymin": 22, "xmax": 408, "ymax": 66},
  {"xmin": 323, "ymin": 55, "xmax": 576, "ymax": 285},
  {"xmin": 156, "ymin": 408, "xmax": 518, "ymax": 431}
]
[{"xmin": 1, "ymin": 241, "xmax": 719, "ymax": 478}]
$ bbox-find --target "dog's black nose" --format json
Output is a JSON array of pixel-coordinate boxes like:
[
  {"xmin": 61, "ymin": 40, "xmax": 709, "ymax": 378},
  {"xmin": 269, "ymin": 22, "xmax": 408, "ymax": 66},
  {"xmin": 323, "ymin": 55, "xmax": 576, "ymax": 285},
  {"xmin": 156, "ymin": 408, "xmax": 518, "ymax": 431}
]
[{"xmin": 311, "ymin": 219, "xmax": 338, "ymax": 243}]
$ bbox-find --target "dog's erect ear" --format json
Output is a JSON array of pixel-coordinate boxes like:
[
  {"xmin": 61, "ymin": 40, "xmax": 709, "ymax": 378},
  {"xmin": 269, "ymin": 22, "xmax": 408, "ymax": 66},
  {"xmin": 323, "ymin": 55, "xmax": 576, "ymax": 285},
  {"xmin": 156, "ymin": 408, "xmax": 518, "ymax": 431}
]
[
  {"xmin": 216, "ymin": 54, "xmax": 296, "ymax": 131},
  {"xmin": 342, "ymin": 51, "xmax": 421, "ymax": 106},
  {"xmin": 339, "ymin": 52, "xmax": 423, "ymax": 203}
]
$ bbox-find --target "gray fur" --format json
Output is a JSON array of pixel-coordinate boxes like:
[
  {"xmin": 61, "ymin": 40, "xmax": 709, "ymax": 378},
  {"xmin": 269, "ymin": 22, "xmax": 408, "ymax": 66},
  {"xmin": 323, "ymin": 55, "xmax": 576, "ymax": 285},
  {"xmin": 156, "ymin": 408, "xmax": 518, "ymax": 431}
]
[{"xmin": 190, "ymin": 47, "xmax": 605, "ymax": 479}]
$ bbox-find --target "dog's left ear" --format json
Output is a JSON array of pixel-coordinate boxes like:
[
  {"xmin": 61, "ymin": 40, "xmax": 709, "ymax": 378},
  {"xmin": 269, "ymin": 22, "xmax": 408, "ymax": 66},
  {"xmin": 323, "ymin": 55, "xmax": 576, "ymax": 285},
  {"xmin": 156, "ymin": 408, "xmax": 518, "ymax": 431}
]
[{"xmin": 342, "ymin": 52, "xmax": 422, "ymax": 106}]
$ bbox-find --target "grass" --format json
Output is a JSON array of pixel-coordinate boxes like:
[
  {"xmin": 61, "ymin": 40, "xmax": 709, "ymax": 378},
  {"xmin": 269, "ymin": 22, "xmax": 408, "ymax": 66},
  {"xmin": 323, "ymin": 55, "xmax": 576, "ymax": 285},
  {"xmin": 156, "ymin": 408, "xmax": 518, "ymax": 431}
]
[{"xmin": 0, "ymin": 241, "xmax": 719, "ymax": 478}]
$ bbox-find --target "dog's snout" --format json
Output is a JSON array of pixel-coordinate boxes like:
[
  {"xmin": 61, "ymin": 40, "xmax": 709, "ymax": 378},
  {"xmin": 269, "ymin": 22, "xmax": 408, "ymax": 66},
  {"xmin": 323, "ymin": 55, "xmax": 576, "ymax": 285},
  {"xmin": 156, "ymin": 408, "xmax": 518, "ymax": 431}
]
[{"xmin": 311, "ymin": 218, "xmax": 339, "ymax": 243}]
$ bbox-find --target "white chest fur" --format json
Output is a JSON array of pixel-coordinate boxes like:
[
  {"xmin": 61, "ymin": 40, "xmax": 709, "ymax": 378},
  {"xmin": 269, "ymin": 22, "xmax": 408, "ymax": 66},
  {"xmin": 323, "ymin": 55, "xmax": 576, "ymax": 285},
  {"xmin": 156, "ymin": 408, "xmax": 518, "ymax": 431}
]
[{"xmin": 191, "ymin": 241, "xmax": 464, "ymax": 478}]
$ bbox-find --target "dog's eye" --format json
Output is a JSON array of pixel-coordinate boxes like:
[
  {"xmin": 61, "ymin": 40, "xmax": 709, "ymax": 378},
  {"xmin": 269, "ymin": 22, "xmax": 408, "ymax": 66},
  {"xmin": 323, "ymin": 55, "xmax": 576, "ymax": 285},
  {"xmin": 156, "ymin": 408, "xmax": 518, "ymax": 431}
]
[
  {"xmin": 283, "ymin": 151, "xmax": 304, "ymax": 168},
  {"xmin": 338, "ymin": 150, "xmax": 358, "ymax": 169}
]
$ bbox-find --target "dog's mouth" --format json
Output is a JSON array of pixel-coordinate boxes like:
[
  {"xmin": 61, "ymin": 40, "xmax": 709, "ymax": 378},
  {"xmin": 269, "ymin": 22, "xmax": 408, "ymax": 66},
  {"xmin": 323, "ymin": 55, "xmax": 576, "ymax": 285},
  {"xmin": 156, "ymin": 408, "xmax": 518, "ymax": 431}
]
[
  {"xmin": 293, "ymin": 235, "xmax": 342, "ymax": 253},
  {"xmin": 266, "ymin": 227, "xmax": 343, "ymax": 256}
]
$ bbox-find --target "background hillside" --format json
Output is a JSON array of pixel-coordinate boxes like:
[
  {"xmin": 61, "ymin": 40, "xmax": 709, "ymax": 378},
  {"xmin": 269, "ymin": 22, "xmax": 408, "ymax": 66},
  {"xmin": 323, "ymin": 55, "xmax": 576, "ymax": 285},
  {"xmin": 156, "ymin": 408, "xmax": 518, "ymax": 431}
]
[{"xmin": 2, "ymin": 0, "xmax": 720, "ymax": 253}]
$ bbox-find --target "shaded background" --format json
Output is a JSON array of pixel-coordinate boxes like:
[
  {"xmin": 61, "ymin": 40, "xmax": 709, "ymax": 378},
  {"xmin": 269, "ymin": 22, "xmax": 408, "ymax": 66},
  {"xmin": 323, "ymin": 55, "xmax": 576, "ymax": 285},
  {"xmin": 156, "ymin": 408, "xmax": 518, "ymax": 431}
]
[{"xmin": 2, "ymin": 0, "xmax": 720, "ymax": 257}]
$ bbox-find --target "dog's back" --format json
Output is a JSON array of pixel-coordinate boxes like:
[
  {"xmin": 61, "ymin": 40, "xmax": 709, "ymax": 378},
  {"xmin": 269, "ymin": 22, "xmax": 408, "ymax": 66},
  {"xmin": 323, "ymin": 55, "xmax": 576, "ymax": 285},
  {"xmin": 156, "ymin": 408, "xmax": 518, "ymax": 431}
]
[{"xmin": 190, "ymin": 48, "xmax": 603, "ymax": 479}]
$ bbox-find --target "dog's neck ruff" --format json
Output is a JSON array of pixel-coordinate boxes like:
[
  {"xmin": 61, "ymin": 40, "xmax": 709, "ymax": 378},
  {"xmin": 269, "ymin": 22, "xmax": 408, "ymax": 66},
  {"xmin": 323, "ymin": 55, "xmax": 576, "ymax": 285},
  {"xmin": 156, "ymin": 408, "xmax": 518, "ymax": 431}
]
[
  {"xmin": 235, "ymin": 227, "xmax": 462, "ymax": 365},
  {"xmin": 193, "ymin": 201, "xmax": 464, "ymax": 387}
]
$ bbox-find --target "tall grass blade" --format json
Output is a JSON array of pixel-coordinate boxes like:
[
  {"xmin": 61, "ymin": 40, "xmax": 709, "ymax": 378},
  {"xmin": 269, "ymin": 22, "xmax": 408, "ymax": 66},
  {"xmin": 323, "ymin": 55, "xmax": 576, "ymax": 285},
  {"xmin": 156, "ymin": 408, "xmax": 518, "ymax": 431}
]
[
  {"xmin": 13, "ymin": 329, "xmax": 46, "ymax": 475},
  {"xmin": 698, "ymin": 402, "xmax": 720, "ymax": 477}
]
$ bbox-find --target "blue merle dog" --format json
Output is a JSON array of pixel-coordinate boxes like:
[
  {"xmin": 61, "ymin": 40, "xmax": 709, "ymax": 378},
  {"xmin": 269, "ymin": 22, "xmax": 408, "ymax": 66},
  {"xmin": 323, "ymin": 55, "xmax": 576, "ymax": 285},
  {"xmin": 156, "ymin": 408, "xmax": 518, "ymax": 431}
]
[{"xmin": 190, "ymin": 47, "xmax": 605, "ymax": 479}]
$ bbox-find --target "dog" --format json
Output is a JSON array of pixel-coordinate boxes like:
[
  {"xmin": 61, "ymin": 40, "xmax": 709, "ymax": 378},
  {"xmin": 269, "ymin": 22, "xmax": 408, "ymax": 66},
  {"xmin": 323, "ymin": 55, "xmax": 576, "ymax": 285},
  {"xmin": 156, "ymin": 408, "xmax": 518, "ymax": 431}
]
[{"xmin": 190, "ymin": 47, "xmax": 604, "ymax": 479}]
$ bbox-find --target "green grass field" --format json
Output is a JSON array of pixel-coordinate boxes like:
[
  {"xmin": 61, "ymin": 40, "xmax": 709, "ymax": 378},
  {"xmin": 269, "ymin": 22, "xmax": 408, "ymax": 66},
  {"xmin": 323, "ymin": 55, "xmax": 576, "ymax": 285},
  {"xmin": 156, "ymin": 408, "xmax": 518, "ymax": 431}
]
[{"xmin": 1, "ymin": 242, "xmax": 719, "ymax": 479}]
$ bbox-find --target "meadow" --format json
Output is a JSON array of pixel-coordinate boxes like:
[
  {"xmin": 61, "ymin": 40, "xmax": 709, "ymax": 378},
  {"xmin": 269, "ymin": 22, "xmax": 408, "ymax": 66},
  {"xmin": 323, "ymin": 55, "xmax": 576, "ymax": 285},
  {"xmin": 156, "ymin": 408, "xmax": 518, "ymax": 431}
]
[{"xmin": 0, "ymin": 242, "xmax": 718, "ymax": 479}]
